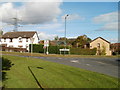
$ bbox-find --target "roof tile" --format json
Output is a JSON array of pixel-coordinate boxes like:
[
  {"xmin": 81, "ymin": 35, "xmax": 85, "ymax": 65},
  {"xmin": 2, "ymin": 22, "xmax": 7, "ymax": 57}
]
[{"xmin": 2, "ymin": 31, "xmax": 36, "ymax": 38}]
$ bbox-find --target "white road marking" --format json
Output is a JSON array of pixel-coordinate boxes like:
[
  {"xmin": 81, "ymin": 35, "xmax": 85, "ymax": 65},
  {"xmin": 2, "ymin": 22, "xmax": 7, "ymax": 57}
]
[
  {"xmin": 58, "ymin": 58, "xmax": 62, "ymax": 59},
  {"xmin": 70, "ymin": 60, "xmax": 79, "ymax": 63},
  {"xmin": 86, "ymin": 64, "xmax": 91, "ymax": 66},
  {"xmin": 97, "ymin": 61, "xmax": 106, "ymax": 64}
]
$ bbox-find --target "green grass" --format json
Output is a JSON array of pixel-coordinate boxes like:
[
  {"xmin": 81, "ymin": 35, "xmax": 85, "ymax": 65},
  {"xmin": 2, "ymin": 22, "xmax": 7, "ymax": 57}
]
[
  {"xmin": 0, "ymin": 81, "xmax": 2, "ymax": 87},
  {"xmin": 1, "ymin": 51, "xmax": 119, "ymax": 58},
  {"xmin": 2, "ymin": 55, "xmax": 119, "ymax": 88}
]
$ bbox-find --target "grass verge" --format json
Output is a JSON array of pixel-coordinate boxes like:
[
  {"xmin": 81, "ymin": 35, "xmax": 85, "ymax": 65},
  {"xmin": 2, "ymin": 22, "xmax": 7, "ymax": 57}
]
[
  {"xmin": 1, "ymin": 51, "xmax": 119, "ymax": 58},
  {"xmin": 2, "ymin": 55, "xmax": 118, "ymax": 88}
]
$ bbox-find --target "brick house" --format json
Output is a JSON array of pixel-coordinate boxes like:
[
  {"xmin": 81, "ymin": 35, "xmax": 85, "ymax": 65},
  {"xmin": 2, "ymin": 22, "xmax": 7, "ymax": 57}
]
[
  {"xmin": 90, "ymin": 37, "xmax": 112, "ymax": 55},
  {"xmin": 111, "ymin": 43, "xmax": 120, "ymax": 55}
]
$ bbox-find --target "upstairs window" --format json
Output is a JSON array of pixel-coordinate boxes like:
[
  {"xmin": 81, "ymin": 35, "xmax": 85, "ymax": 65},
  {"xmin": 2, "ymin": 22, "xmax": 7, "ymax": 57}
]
[
  {"xmin": 18, "ymin": 45, "xmax": 23, "ymax": 48},
  {"xmin": 97, "ymin": 43, "xmax": 100, "ymax": 48},
  {"xmin": 26, "ymin": 45, "xmax": 28, "ymax": 48},
  {"xmin": 9, "ymin": 45, "xmax": 13, "ymax": 47},
  {"xmin": 26, "ymin": 38, "xmax": 28, "ymax": 42},
  {"xmin": 19, "ymin": 37, "xmax": 22, "ymax": 43},
  {"xmin": 10, "ymin": 38, "xmax": 13, "ymax": 42},
  {"xmin": 4, "ymin": 39, "xmax": 6, "ymax": 42}
]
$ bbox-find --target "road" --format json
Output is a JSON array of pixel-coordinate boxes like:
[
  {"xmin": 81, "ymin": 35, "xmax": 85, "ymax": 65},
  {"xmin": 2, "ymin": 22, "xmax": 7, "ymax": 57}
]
[
  {"xmin": 3, "ymin": 54, "xmax": 119, "ymax": 78},
  {"xmin": 33, "ymin": 56, "xmax": 119, "ymax": 78}
]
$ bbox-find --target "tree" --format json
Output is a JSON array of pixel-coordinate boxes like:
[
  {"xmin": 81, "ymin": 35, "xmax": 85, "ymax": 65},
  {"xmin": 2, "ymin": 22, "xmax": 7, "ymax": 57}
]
[
  {"xmin": 0, "ymin": 30, "xmax": 3, "ymax": 36},
  {"xmin": 54, "ymin": 36, "xmax": 59, "ymax": 41},
  {"xmin": 101, "ymin": 45, "xmax": 106, "ymax": 55},
  {"xmin": 72, "ymin": 35, "xmax": 91, "ymax": 48},
  {"xmin": 59, "ymin": 37, "xmax": 67, "ymax": 41}
]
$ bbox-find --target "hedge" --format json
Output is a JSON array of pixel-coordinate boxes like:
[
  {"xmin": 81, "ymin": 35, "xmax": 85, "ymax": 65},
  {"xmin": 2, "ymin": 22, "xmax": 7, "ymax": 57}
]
[
  {"xmin": 70, "ymin": 48, "xmax": 97, "ymax": 55},
  {"xmin": 29, "ymin": 44, "xmax": 96, "ymax": 55},
  {"xmin": 29, "ymin": 44, "xmax": 44, "ymax": 53},
  {"xmin": 29, "ymin": 44, "xmax": 69, "ymax": 54}
]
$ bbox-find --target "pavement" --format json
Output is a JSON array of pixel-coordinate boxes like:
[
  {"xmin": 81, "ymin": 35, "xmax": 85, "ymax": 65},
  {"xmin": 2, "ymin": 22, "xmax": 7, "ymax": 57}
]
[{"xmin": 3, "ymin": 54, "xmax": 119, "ymax": 78}]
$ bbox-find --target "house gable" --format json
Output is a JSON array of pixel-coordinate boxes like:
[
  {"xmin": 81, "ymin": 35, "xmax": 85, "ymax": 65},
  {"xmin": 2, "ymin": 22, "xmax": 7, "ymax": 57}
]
[
  {"xmin": 90, "ymin": 37, "xmax": 111, "ymax": 55},
  {"xmin": 90, "ymin": 37, "xmax": 110, "ymax": 44}
]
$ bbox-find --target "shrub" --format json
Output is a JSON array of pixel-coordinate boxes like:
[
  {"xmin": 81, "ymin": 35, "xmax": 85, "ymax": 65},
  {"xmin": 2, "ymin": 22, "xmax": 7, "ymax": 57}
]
[{"xmin": 100, "ymin": 45, "xmax": 106, "ymax": 55}]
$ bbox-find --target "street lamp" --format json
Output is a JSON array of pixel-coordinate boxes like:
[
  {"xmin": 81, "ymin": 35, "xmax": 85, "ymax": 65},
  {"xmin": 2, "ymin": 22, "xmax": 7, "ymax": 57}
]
[
  {"xmin": 64, "ymin": 14, "xmax": 69, "ymax": 55},
  {"xmin": 30, "ymin": 38, "xmax": 34, "ymax": 56}
]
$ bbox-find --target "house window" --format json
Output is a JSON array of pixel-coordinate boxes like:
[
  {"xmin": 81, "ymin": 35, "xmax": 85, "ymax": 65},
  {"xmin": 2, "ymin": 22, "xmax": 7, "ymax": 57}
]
[
  {"xmin": 30, "ymin": 38, "xmax": 34, "ymax": 43},
  {"xmin": 10, "ymin": 38, "xmax": 13, "ymax": 42},
  {"xmin": 18, "ymin": 45, "xmax": 23, "ymax": 48},
  {"xmin": 19, "ymin": 37, "xmax": 22, "ymax": 42},
  {"xmin": 97, "ymin": 43, "xmax": 100, "ymax": 48},
  {"xmin": 4, "ymin": 39, "xmax": 6, "ymax": 42},
  {"xmin": 26, "ymin": 38, "xmax": 28, "ymax": 42},
  {"xmin": 26, "ymin": 45, "xmax": 28, "ymax": 48},
  {"xmin": 9, "ymin": 45, "xmax": 13, "ymax": 47}
]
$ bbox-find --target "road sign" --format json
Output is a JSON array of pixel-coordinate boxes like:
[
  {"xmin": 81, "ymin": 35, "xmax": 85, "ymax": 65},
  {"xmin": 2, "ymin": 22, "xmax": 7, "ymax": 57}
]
[
  {"xmin": 44, "ymin": 40, "xmax": 49, "ymax": 55},
  {"xmin": 43, "ymin": 46, "xmax": 46, "ymax": 49},
  {"xmin": 59, "ymin": 48, "xmax": 70, "ymax": 55},
  {"xmin": 59, "ymin": 49, "xmax": 70, "ymax": 51},
  {"xmin": 44, "ymin": 40, "xmax": 49, "ymax": 47}
]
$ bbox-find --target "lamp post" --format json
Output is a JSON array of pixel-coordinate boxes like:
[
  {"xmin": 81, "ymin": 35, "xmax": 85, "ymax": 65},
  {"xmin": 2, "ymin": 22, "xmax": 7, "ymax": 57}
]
[
  {"xmin": 31, "ymin": 38, "xmax": 34, "ymax": 56},
  {"xmin": 64, "ymin": 14, "xmax": 69, "ymax": 55}
]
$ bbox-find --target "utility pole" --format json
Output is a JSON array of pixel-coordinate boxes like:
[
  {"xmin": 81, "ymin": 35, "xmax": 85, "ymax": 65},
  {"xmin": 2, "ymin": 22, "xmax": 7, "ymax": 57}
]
[
  {"xmin": 12, "ymin": 10, "xmax": 21, "ymax": 32},
  {"xmin": 12, "ymin": 17, "xmax": 19, "ymax": 32}
]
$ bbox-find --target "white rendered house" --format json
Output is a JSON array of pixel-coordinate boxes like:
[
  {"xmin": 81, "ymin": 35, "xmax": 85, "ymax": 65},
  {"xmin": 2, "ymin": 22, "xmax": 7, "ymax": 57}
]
[{"xmin": 0, "ymin": 31, "xmax": 39, "ymax": 52}]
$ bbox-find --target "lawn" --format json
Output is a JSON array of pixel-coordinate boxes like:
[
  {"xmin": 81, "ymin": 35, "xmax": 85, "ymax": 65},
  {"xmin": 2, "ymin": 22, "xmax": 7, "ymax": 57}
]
[{"xmin": 2, "ymin": 55, "xmax": 119, "ymax": 88}]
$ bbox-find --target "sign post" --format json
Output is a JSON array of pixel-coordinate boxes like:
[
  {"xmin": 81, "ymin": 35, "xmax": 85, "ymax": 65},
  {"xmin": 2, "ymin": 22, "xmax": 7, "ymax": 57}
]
[
  {"xmin": 43, "ymin": 46, "xmax": 46, "ymax": 54},
  {"xmin": 44, "ymin": 40, "xmax": 49, "ymax": 55},
  {"xmin": 59, "ymin": 48, "xmax": 70, "ymax": 55}
]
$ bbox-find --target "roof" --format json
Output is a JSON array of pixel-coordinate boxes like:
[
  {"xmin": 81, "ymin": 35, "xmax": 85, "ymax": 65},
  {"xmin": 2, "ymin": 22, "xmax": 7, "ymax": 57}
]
[
  {"xmin": 2, "ymin": 31, "xmax": 37, "ymax": 38},
  {"xmin": 111, "ymin": 43, "xmax": 120, "ymax": 46},
  {"xmin": 90, "ymin": 37, "xmax": 110, "ymax": 44}
]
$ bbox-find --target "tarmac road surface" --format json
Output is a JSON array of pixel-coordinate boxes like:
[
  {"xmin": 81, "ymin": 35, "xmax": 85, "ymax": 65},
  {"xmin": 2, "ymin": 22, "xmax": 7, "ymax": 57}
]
[{"xmin": 33, "ymin": 56, "xmax": 119, "ymax": 78}]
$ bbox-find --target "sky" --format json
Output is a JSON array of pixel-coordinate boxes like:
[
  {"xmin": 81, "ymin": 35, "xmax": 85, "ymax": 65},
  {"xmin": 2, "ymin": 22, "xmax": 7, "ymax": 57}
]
[{"xmin": 0, "ymin": 1, "xmax": 118, "ymax": 43}]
